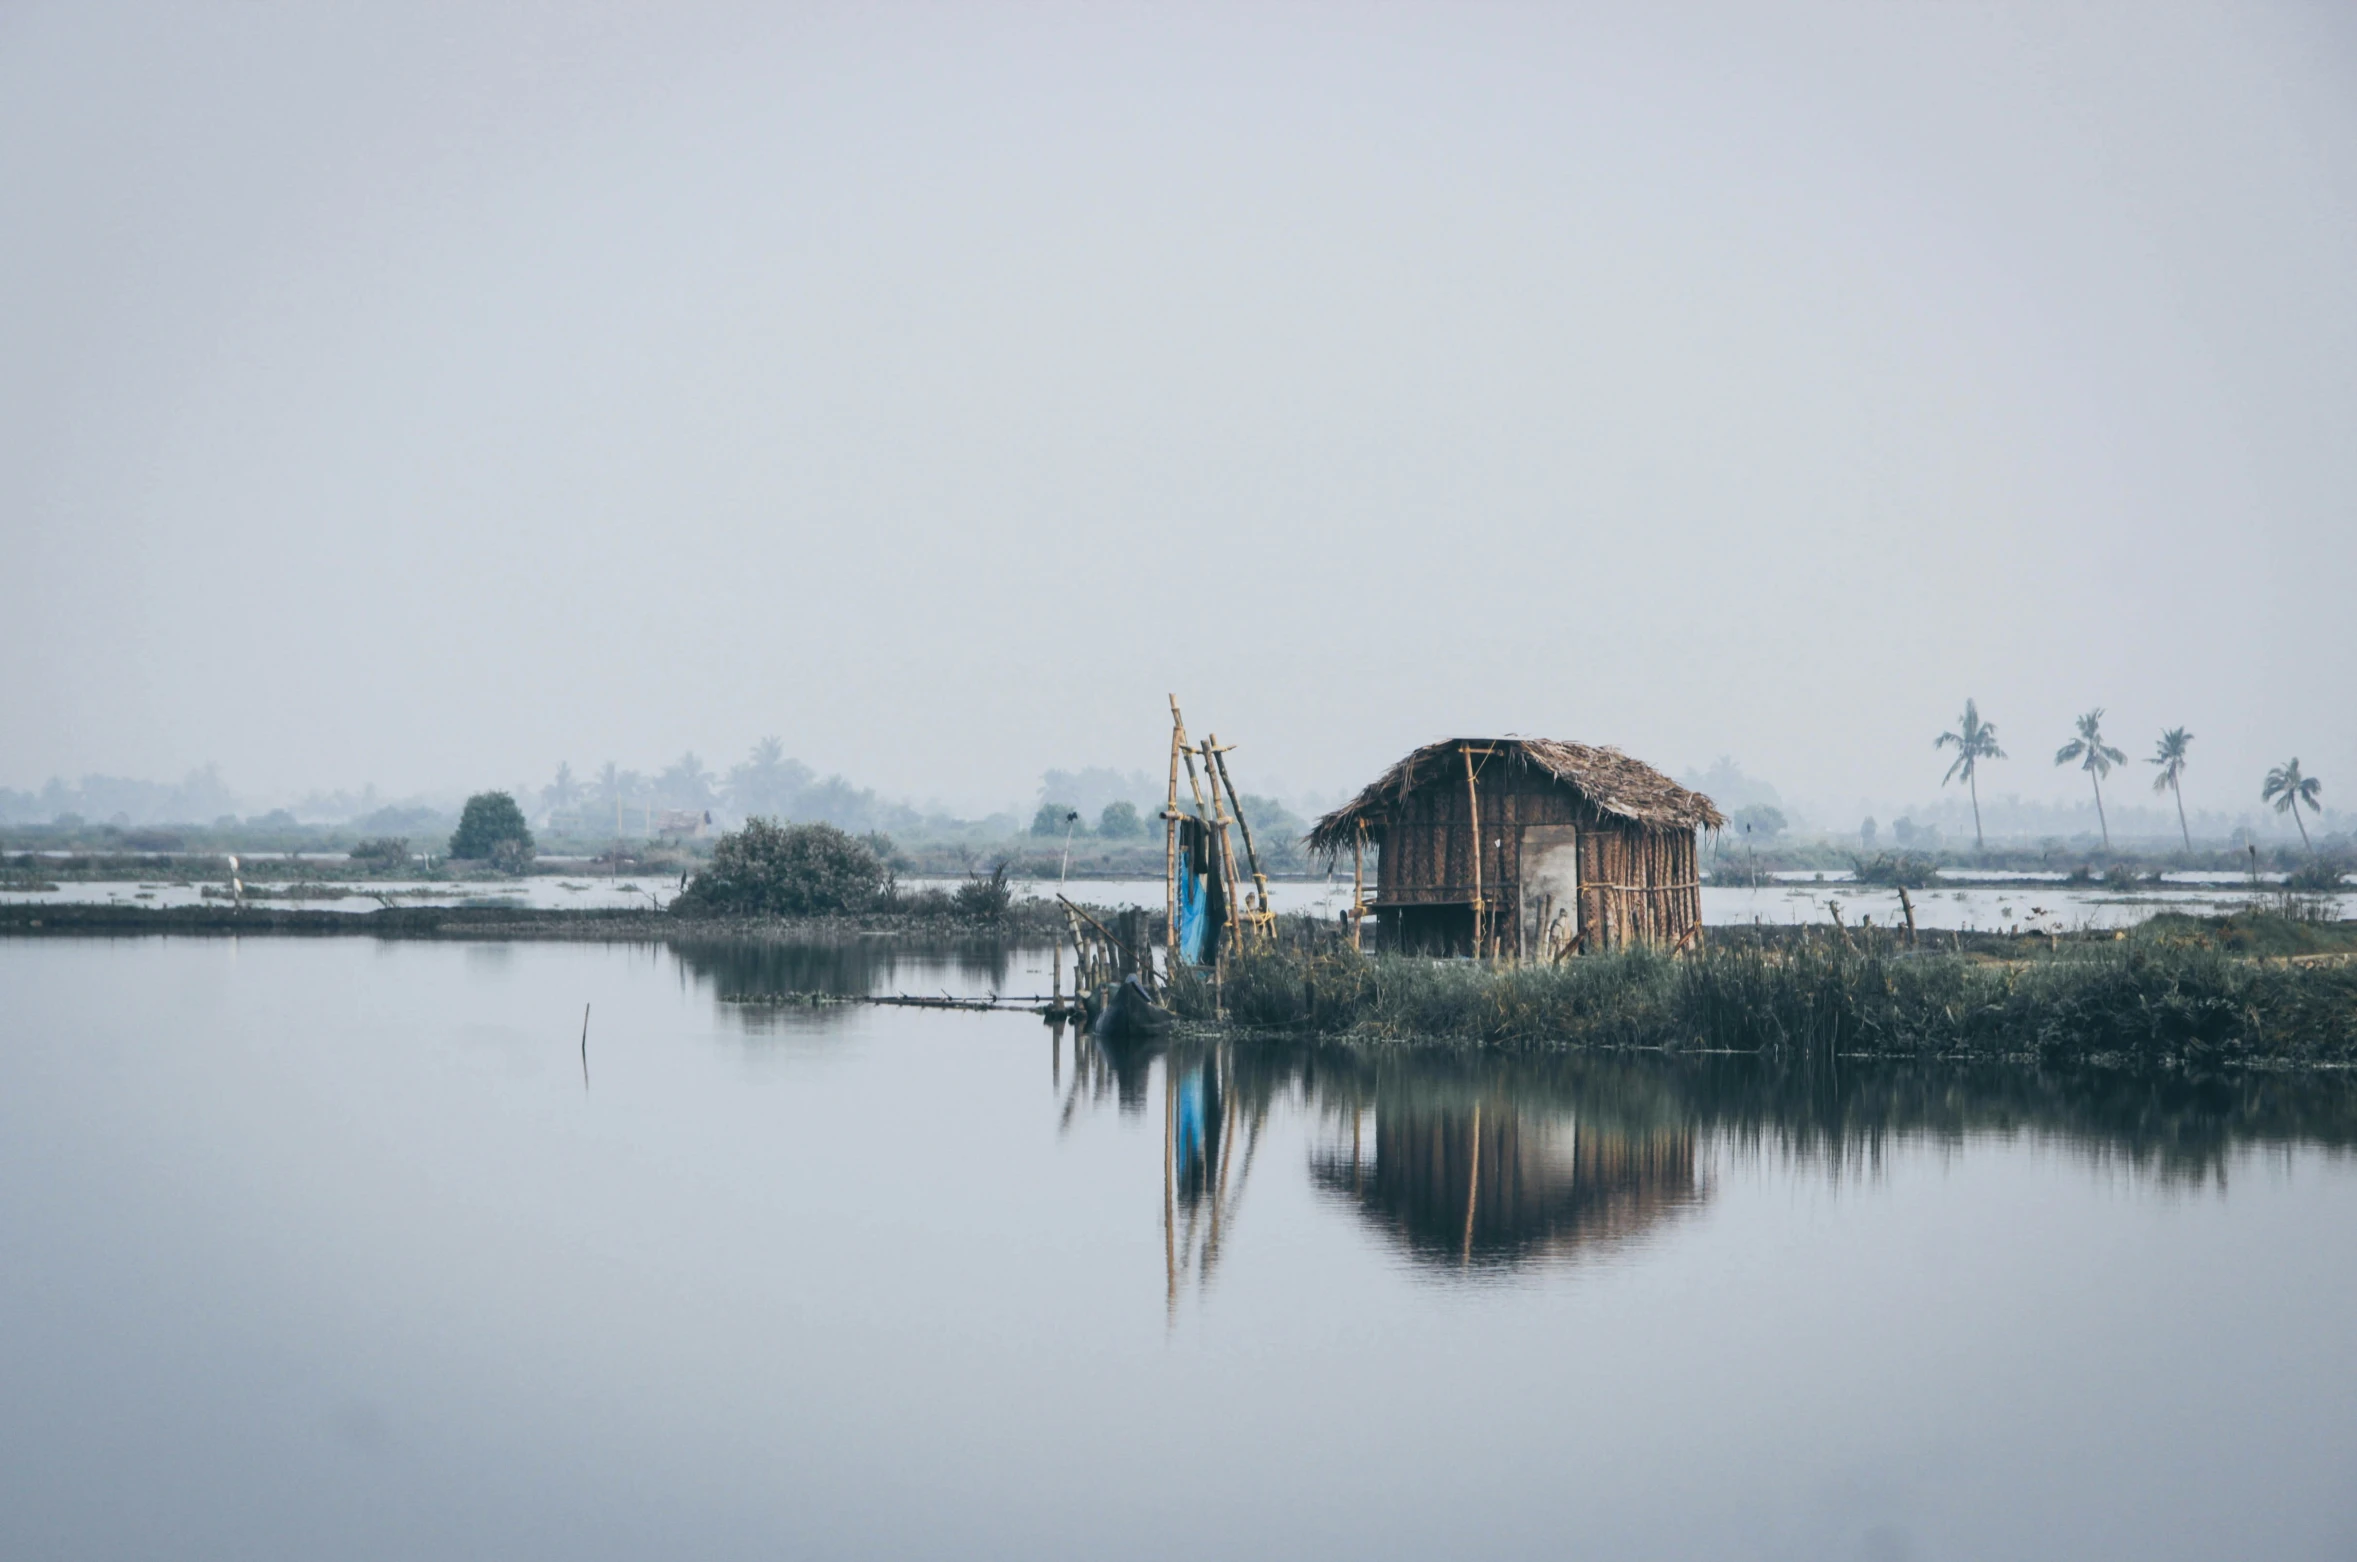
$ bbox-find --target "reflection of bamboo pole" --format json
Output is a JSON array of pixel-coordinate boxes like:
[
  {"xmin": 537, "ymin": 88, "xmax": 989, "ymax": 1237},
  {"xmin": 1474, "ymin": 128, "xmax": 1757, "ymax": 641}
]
[
  {"xmin": 1164, "ymin": 1056, "xmax": 1177, "ymax": 1318},
  {"xmin": 1460, "ymin": 1098, "xmax": 1482, "ymax": 1268},
  {"xmin": 1208, "ymin": 1048, "xmax": 1237, "ymax": 1268}
]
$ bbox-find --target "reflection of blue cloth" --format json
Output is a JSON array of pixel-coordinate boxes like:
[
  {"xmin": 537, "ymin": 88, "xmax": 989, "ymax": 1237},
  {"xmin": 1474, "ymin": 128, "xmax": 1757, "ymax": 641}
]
[
  {"xmin": 1178, "ymin": 853, "xmax": 1209, "ymax": 965},
  {"xmin": 1176, "ymin": 1069, "xmax": 1207, "ymax": 1180}
]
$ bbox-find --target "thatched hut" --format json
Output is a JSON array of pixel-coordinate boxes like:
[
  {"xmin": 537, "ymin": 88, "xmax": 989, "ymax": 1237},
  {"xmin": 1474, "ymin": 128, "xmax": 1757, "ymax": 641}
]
[{"xmin": 1307, "ymin": 739, "xmax": 1723, "ymax": 957}]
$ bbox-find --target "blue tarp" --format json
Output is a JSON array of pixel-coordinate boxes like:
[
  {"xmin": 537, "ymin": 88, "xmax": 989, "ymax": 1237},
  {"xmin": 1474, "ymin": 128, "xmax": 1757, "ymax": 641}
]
[{"xmin": 1178, "ymin": 849, "xmax": 1210, "ymax": 964}]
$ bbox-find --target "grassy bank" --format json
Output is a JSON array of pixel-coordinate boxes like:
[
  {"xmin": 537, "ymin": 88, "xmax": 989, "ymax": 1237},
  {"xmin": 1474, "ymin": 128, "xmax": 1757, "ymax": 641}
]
[
  {"xmin": 0, "ymin": 897, "xmax": 1081, "ymax": 943},
  {"xmin": 1171, "ymin": 914, "xmax": 2357, "ymax": 1068}
]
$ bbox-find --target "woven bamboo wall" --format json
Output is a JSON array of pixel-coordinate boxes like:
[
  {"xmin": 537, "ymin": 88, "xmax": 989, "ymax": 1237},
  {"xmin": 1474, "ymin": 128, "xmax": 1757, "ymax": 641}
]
[{"xmin": 1371, "ymin": 759, "xmax": 1701, "ymax": 953}]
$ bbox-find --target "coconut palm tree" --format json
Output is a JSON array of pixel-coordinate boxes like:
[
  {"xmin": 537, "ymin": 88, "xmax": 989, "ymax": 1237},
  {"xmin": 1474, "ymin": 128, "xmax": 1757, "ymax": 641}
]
[
  {"xmin": 2148, "ymin": 728, "xmax": 2194, "ymax": 851},
  {"xmin": 1935, "ymin": 699, "xmax": 2005, "ymax": 851},
  {"xmin": 2054, "ymin": 708, "xmax": 2127, "ymax": 851},
  {"xmin": 2262, "ymin": 758, "xmax": 2323, "ymax": 855}
]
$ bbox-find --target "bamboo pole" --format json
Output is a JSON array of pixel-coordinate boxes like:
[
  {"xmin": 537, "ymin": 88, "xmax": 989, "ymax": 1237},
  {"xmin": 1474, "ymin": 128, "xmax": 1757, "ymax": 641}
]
[
  {"xmin": 1166, "ymin": 697, "xmax": 1183, "ymax": 965},
  {"xmin": 1463, "ymin": 744, "xmax": 1484, "ymax": 961},
  {"xmin": 1351, "ymin": 824, "xmax": 1366, "ymax": 952},
  {"xmin": 1202, "ymin": 737, "xmax": 1244, "ymax": 959}
]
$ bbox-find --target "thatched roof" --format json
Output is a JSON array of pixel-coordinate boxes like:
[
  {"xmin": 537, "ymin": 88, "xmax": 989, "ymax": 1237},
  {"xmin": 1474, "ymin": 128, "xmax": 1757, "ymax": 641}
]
[{"xmin": 1306, "ymin": 738, "xmax": 1724, "ymax": 853}]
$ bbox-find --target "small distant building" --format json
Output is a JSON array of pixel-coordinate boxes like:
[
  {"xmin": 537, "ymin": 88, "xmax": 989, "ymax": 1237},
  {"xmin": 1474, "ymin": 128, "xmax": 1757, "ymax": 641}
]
[
  {"xmin": 657, "ymin": 809, "xmax": 714, "ymax": 841},
  {"xmin": 1308, "ymin": 738, "xmax": 1723, "ymax": 957}
]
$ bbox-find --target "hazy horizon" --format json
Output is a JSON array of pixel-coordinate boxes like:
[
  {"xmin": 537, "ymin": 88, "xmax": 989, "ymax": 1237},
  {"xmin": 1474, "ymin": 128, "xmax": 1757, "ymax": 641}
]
[{"xmin": 7, "ymin": 3, "xmax": 2354, "ymax": 829}]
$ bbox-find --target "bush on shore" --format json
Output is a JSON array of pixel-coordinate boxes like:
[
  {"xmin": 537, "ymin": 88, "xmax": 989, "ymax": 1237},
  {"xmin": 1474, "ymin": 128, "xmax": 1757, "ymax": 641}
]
[
  {"xmin": 348, "ymin": 836, "xmax": 412, "ymax": 869},
  {"xmin": 449, "ymin": 792, "xmax": 534, "ymax": 872},
  {"xmin": 674, "ymin": 819, "xmax": 890, "ymax": 917}
]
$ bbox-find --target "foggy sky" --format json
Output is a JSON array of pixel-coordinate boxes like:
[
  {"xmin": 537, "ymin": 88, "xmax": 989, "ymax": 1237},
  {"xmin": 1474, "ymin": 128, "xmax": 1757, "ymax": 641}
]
[{"xmin": 5, "ymin": 2, "xmax": 2353, "ymax": 822}]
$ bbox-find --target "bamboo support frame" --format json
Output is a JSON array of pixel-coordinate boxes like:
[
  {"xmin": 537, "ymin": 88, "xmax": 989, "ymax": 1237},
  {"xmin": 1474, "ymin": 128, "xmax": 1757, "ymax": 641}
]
[{"xmin": 1209, "ymin": 741, "xmax": 1274, "ymax": 949}]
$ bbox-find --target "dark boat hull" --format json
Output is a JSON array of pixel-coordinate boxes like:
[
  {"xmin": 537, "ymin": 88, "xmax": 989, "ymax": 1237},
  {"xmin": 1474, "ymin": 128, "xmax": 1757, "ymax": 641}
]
[{"xmin": 1086, "ymin": 974, "xmax": 1174, "ymax": 1041}]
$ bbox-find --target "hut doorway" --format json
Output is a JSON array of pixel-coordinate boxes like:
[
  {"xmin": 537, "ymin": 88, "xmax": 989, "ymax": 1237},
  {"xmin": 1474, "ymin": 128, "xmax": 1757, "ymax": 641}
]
[
  {"xmin": 1518, "ymin": 824, "xmax": 1580, "ymax": 958},
  {"xmin": 1388, "ymin": 903, "xmax": 1477, "ymax": 957}
]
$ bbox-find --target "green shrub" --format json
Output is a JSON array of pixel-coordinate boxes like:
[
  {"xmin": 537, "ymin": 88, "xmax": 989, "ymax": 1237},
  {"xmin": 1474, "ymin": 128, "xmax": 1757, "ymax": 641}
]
[
  {"xmin": 675, "ymin": 819, "xmax": 888, "ymax": 917},
  {"xmin": 953, "ymin": 861, "xmax": 1014, "ymax": 918},
  {"xmin": 1853, "ymin": 852, "xmax": 1938, "ymax": 889},
  {"xmin": 448, "ymin": 793, "xmax": 534, "ymax": 869},
  {"xmin": 348, "ymin": 836, "xmax": 411, "ymax": 869}
]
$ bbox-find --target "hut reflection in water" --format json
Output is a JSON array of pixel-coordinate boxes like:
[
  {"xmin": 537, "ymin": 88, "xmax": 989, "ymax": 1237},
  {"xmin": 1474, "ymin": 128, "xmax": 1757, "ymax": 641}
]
[
  {"xmin": 1311, "ymin": 1096, "xmax": 1705, "ymax": 1271},
  {"xmin": 1040, "ymin": 1017, "xmax": 2357, "ymax": 1297}
]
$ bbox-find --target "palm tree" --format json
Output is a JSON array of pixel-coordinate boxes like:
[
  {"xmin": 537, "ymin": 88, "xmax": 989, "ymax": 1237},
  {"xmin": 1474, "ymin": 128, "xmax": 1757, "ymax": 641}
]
[
  {"xmin": 1935, "ymin": 699, "xmax": 2005, "ymax": 851},
  {"xmin": 2054, "ymin": 708, "xmax": 2127, "ymax": 851},
  {"xmin": 2148, "ymin": 728, "xmax": 2194, "ymax": 851},
  {"xmin": 2262, "ymin": 758, "xmax": 2323, "ymax": 855}
]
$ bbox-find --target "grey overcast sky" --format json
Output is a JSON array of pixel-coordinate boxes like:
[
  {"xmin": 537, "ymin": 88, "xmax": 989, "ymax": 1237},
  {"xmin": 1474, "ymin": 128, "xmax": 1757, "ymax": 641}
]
[{"xmin": 5, "ymin": 1, "xmax": 2353, "ymax": 818}]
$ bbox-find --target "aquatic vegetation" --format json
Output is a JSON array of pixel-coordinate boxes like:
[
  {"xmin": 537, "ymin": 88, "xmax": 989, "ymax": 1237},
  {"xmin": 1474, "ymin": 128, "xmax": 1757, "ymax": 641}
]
[
  {"xmin": 2283, "ymin": 858, "xmax": 2349, "ymax": 893},
  {"xmin": 951, "ymin": 861, "xmax": 1014, "ymax": 919},
  {"xmin": 1174, "ymin": 919, "xmax": 2357, "ymax": 1067}
]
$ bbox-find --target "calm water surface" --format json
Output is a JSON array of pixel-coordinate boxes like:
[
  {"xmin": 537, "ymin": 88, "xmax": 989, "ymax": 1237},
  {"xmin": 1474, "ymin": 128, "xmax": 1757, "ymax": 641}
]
[{"xmin": 4, "ymin": 937, "xmax": 2355, "ymax": 1560}]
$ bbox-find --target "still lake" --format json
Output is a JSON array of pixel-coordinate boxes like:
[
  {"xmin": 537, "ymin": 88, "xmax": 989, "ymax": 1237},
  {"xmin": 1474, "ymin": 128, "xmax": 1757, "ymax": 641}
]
[{"xmin": 4, "ymin": 936, "xmax": 2355, "ymax": 1560}]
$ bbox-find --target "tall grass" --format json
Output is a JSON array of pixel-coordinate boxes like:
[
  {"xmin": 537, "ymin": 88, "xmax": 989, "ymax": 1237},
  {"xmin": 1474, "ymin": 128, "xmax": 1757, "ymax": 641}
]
[{"xmin": 1173, "ymin": 932, "xmax": 2357, "ymax": 1066}]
